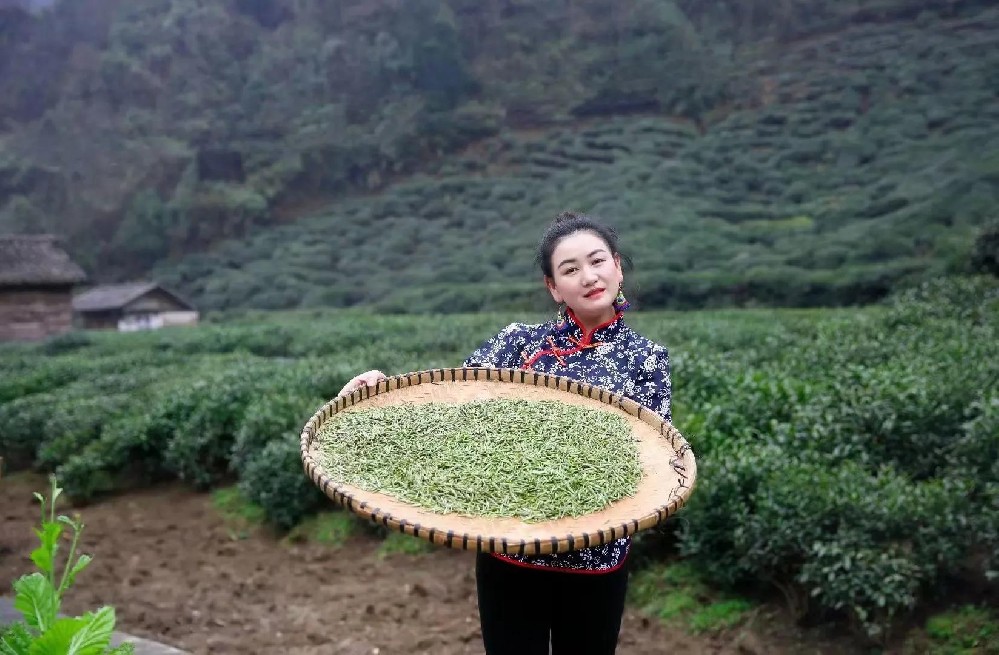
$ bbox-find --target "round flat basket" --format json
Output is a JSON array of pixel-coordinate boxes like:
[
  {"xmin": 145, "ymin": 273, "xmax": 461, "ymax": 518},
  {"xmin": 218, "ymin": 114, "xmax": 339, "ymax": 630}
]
[{"xmin": 300, "ymin": 367, "xmax": 696, "ymax": 556}]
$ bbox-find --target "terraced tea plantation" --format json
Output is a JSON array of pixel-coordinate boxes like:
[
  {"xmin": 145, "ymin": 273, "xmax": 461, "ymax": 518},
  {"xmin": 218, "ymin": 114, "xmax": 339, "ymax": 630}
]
[{"xmin": 152, "ymin": 5, "xmax": 999, "ymax": 313}]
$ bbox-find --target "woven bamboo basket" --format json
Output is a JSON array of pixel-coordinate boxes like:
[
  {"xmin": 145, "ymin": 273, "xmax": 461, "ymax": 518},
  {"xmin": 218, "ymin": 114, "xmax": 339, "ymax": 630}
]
[{"xmin": 300, "ymin": 367, "xmax": 696, "ymax": 556}]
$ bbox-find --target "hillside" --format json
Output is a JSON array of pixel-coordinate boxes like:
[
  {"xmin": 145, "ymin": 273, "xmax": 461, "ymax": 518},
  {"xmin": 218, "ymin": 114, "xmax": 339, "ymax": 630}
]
[{"xmin": 1, "ymin": 0, "xmax": 997, "ymax": 311}]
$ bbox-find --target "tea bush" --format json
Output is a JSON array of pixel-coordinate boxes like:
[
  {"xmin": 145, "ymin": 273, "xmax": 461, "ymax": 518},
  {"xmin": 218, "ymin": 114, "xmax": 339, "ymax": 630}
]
[
  {"xmin": 668, "ymin": 277, "xmax": 998, "ymax": 637},
  {"xmin": 238, "ymin": 438, "xmax": 327, "ymax": 530},
  {"xmin": 0, "ymin": 360, "xmax": 81, "ymax": 404},
  {"xmin": 949, "ymin": 394, "xmax": 999, "ymax": 579},
  {"xmin": 36, "ymin": 394, "xmax": 133, "ymax": 470},
  {"xmin": 0, "ymin": 391, "xmax": 63, "ymax": 468},
  {"xmin": 231, "ymin": 392, "xmax": 325, "ymax": 475},
  {"xmin": 163, "ymin": 360, "xmax": 277, "ymax": 488}
]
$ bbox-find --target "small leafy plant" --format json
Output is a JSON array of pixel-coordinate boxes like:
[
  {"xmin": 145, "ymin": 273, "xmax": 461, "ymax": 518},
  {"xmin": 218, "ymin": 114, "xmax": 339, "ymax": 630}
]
[{"xmin": 0, "ymin": 475, "xmax": 133, "ymax": 655}]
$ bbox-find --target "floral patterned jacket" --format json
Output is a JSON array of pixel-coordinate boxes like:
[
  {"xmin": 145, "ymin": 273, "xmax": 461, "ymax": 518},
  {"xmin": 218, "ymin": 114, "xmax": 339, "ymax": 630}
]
[{"xmin": 463, "ymin": 309, "xmax": 672, "ymax": 573}]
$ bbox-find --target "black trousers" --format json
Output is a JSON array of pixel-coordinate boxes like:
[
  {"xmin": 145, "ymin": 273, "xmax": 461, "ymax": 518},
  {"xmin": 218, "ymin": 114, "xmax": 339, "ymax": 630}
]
[{"xmin": 475, "ymin": 553, "xmax": 629, "ymax": 655}]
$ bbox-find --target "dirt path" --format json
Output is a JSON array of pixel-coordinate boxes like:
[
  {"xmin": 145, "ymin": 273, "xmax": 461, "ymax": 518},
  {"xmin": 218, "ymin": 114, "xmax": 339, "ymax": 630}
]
[{"xmin": 1, "ymin": 474, "xmax": 847, "ymax": 654}]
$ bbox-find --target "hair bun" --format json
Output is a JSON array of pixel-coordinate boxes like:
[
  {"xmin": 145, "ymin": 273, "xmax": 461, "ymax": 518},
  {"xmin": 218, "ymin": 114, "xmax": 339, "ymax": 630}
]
[{"xmin": 553, "ymin": 210, "xmax": 582, "ymax": 225}]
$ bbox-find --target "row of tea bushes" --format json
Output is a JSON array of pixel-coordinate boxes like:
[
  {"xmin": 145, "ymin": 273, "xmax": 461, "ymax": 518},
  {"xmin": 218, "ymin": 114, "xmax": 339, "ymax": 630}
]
[{"xmin": 0, "ymin": 308, "xmax": 512, "ymax": 500}]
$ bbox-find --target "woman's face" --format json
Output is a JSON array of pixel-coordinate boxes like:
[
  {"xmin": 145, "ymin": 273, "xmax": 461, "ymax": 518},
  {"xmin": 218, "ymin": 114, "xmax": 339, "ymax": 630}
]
[{"xmin": 545, "ymin": 230, "xmax": 623, "ymax": 326}]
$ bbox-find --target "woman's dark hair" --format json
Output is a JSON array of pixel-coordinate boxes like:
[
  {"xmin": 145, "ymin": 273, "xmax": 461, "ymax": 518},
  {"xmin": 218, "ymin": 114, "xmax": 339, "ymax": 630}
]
[{"xmin": 535, "ymin": 210, "xmax": 631, "ymax": 278}]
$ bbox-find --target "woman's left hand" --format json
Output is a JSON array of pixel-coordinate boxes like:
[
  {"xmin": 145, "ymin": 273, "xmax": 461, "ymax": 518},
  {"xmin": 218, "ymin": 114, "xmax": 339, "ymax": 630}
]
[{"xmin": 337, "ymin": 369, "xmax": 388, "ymax": 397}]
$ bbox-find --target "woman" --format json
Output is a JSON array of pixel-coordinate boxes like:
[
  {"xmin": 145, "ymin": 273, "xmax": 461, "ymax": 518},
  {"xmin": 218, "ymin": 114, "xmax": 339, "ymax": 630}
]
[{"xmin": 339, "ymin": 210, "xmax": 672, "ymax": 654}]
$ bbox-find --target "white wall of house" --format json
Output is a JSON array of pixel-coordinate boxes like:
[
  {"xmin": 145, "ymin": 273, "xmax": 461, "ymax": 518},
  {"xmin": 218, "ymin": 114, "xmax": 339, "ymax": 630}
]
[{"xmin": 117, "ymin": 311, "xmax": 199, "ymax": 332}]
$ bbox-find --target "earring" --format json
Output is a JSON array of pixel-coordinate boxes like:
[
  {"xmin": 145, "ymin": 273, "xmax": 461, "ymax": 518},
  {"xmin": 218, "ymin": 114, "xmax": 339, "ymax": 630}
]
[
  {"xmin": 613, "ymin": 284, "xmax": 631, "ymax": 312},
  {"xmin": 554, "ymin": 302, "xmax": 568, "ymax": 330}
]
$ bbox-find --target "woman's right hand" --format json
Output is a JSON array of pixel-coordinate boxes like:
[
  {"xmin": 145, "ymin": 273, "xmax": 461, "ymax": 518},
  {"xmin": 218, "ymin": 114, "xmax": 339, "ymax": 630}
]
[{"xmin": 337, "ymin": 370, "xmax": 387, "ymax": 397}]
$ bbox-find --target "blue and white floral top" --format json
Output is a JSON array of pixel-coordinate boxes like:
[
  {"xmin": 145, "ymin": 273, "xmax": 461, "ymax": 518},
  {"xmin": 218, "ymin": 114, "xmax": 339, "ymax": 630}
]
[{"xmin": 463, "ymin": 309, "xmax": 672, "ymax": 573}]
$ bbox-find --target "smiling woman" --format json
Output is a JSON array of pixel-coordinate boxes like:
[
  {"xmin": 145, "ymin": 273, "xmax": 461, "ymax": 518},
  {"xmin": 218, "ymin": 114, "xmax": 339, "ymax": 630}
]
[
  {"xmin": 540, "ymin": 212, "xmax": 628, "ymax": 334},
  {"xmin": 337, "ymin": 209, "xmax": 674, "ymax": 655}
]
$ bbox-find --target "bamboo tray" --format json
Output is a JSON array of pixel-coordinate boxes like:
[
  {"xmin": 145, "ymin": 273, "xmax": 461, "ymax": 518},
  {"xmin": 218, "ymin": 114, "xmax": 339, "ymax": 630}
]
[{"xmin": 300, "ymin": 367, "xmax": 696, "ymax": 555}]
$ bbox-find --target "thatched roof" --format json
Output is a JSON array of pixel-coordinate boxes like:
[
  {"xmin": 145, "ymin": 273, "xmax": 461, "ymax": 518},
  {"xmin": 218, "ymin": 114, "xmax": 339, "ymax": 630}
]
[
  {"xmin": 72, "ymin": 281, "xmax": 193, "ymax": 313},
  {"xmin": 0, "ymin": 234, "xmax": 87, "ymax": 286}
]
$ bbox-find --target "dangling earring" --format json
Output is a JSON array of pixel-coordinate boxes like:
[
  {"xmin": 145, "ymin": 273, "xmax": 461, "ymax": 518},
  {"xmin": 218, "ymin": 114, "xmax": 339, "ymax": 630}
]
[
  {"xmin": 554, "ymin": 302, "xmax": 568, "ymax": 330},
  {"xmin": 613, "ymin": 284, "xmax": 630, "ymax": 312}
]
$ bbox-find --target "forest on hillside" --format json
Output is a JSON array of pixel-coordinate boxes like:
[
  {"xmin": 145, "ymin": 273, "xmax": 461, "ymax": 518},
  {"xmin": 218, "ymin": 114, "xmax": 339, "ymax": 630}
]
[{"xmin": 0, "ymin": 0, "xmax": 997, "ymax": 311}]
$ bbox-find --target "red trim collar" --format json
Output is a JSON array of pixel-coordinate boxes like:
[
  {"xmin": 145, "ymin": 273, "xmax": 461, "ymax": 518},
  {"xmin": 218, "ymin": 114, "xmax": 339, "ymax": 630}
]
[
  {"xmin": 565, "ymin": 307, "xmax": 623, "ymax": 345},
  {"xmin": 520, "ymin": 309, "xmax": 624, "ymax": 371}
]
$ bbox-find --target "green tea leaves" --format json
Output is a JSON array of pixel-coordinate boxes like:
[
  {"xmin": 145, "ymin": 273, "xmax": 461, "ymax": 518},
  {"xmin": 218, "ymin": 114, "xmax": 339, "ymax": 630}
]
[{"xmin": 316, "ymin": 399, "xmax": 642, "ymax": 522}]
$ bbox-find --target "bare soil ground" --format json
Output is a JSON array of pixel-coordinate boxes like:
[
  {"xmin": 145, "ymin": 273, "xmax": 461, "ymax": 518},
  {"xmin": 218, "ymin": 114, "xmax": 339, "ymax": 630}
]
[{"xmin": 1, "ymin": 473, "xmax": 859, "ymax": 655}]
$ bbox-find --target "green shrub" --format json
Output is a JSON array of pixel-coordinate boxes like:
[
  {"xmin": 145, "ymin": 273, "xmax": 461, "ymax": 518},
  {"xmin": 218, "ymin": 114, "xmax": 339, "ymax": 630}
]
[
  {"xmin": 36, "ymin": 394, "xmax": 132, "ymax": 470},
  {"xmin": 158, "ymin": 324, "xmax": 294, "ymax": 357},
  {"xmin": 0, "ymin": 365, "xmax": 79, "ymax": 405},
  {"xmin": 680, "ymin": 452, "xmax": 974, "ymax": 638},
  {"xmin": 885, "ymin": 276, "xmax": 999, "ymax": 327},
  {"xmin": 682, "ymin": 365, "xmax": 811, "ymax": 455},
  {"xmin": 57, "ymin": 412, "xmax": 169, "ymax": 501},
  {"xmin": 675, "ymin": 443, "xmax": 785, "ymax": 587},
  {"xmin": 980, "ymin": 483, "xmax": 999, "ymax": 583},
  {"xmin": 0, "ymin": 392, "xmax": 61, "ymax": 469},
  {"xmin": 38, "ymin": 331, "xmax": 93, "ymax": 355},
  {"xmin": 949, "ymin": 395, "xmax": 999, "ymax": 578},
  {"xmin": 238, "ymin": 438, "xmax": 328, "ymax": 530},
  {"xmin": 773, "ymin": 360, "xmax": 981, "ymax": 480},
  {"xmin": 800, "ymin": 542, "xmax": 920, "ymax": 640},
  {"xmin": 50, "ymin": 366, "xmax": 217, "ymax": 500},
  {"xmin": 164, "ymin": 363, "xmax": 273, "ymax": 488},
  {"xmin": 950, "ymin": 395, "xmax": 999, "ymax": 481},
  {"xmin": 230, "ymin": 392, "xmax": 325, "ymax": 475}
]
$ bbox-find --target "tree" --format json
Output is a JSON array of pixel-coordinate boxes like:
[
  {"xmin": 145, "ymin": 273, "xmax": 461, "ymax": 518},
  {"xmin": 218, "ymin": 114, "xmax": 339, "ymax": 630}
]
[{"xmin": 399, "ymin": 0, "xmax": 475, "ymax": 111}]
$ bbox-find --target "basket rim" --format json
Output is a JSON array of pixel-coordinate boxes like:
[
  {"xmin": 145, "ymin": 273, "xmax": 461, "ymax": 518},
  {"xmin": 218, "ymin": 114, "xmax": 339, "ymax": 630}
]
[{"xmin": 300, "ymin": 366, "xmax": 696, "ymax": 555}]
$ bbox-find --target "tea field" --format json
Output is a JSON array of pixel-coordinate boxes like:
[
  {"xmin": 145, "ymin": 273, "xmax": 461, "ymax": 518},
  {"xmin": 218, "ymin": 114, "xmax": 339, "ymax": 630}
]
[{"xmin": 1, "ymin": 276, "xmax": 997, "ymax": 644}]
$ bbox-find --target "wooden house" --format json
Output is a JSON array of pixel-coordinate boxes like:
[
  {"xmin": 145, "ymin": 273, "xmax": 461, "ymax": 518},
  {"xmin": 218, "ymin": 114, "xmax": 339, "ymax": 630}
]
[
  {"xmin": 72, "ymin": 281, "xmax": 199, "ymax": 331},
  {"xmin": 0, "ymin": 234, "xmax": 87, "ymax": 341}
]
